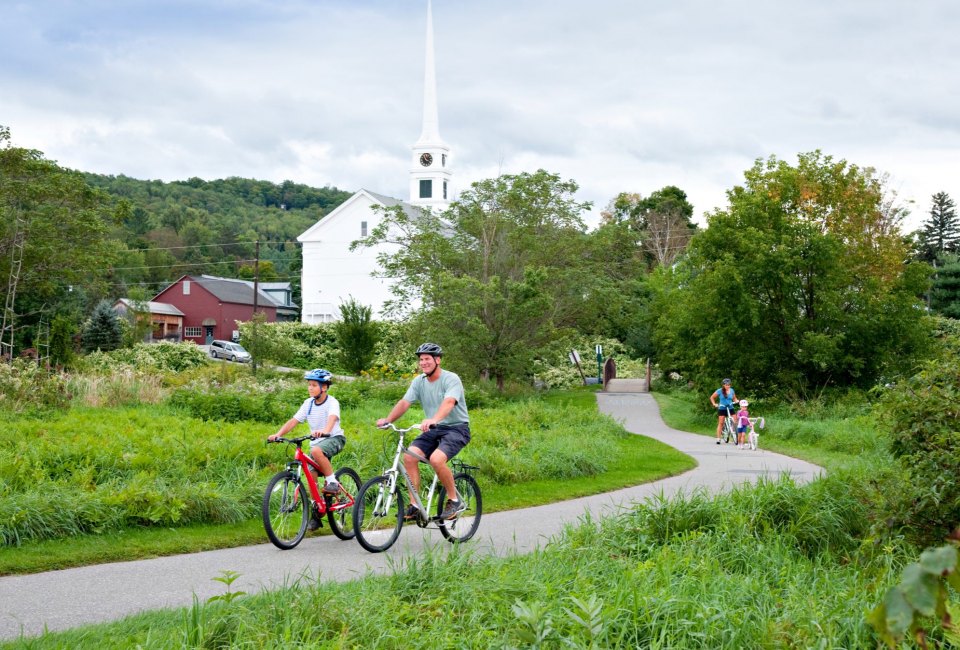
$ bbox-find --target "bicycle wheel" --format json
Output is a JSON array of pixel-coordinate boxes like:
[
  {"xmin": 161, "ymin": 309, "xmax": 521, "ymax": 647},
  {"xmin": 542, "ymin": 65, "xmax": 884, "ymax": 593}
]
[
  {"xmin": 723, "ymin": 415, "xmax": 736, "ymax": 444},
  {"xmin": 326, "ymin": 467, "xmax": 361, "ymax": 540},
  {"xmin": 437, "ymin": 473, "xmax": 482, "ymax": 544},
  {"xmin": 262, "ymin": 470, "xmax": 309, "ymax": 550},
  {"xmin": 353, "ymin": 475, "xmax": 404, "ymax": 553}
]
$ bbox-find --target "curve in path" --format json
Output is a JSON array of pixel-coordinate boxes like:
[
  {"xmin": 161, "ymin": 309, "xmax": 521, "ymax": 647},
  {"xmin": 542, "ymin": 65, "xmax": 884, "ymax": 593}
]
[{"xmin": 0, "ymin": 393, "xmax": 822, "ymax": 641}]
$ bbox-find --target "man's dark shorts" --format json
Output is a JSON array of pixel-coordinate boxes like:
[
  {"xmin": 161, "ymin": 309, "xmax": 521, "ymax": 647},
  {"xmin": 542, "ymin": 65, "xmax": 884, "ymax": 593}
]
[{"xmin": 410, "ymin": 423, "xmax": 471, "ymax": 460}]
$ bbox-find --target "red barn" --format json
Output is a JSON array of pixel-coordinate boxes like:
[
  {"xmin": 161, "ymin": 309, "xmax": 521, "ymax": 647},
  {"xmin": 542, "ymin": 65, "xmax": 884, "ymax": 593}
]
[{"xmin": 153, "ymin": 275, "xmax": 279, "ymax": 345}]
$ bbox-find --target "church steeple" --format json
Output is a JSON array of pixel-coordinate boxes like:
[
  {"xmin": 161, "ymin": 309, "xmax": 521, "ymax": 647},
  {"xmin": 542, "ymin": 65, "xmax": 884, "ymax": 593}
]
[{"xmin": 409, "ymin": 0, "xmax": 451, "ymax": 210}]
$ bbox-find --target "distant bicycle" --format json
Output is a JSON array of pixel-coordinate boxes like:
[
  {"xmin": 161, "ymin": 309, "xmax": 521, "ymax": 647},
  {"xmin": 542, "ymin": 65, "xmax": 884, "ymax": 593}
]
[
  {"xmin": 263, "ymin": 434, "xmax": 361, "ymax": 549},
  {"xmin": 721, "ymin": 405, "xmax": 737, "ymax": 444},
  {"xmin": 352, "ymin": 423, "xmax": 482, "ymax": 553}
]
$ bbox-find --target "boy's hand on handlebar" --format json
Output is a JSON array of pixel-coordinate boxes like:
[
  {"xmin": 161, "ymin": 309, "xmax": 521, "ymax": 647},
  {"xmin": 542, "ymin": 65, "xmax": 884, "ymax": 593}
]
[
  {"xmin": 268, "ymin": 433, "xmax": 282, "ymax": 442},
  {"xmin": 376, "ymin": 418, "xmax": 390, "ymax": 428}
]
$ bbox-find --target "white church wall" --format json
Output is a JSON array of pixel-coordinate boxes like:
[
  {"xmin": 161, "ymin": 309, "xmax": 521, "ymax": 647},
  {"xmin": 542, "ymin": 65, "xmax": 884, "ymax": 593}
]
[{"xmin": 300, "ymin": 193, "xmax": 400, "ymax": 323}]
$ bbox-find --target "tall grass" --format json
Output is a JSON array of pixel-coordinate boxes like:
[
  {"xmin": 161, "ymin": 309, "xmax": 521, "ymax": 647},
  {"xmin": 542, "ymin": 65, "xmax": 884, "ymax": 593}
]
[
  {"xmin": 4, "ymin": 471, "xmax": 909, "ymax": 649},
  {"xmin": 0, "ymin": 388, "xmax": 682, "ymax": 548}
]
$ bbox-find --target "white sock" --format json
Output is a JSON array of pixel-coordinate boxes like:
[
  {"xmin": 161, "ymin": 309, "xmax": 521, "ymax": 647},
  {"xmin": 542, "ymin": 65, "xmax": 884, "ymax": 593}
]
[{"xmin": 325, "ymin": 475, "xmax": 336, "ymax": 483}]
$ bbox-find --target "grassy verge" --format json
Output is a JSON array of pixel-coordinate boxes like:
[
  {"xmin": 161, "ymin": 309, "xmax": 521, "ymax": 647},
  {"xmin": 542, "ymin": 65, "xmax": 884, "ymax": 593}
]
[
  {"xmin": 2, "ymin": 465, "xmax": 906, "ymax": 649},
  {"xmin": 0, "ymin": 388, "xmax": 692, "ymax": 576}
]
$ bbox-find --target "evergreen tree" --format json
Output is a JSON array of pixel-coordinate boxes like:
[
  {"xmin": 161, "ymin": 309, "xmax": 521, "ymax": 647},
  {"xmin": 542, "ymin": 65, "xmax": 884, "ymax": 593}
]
[
  {"xmin": 917, "ymin": 192, "xmax": 959, "ymax": 262},
  {"xmin": 334, "ymin": 298, "xmax": 378, "ymax": 375},
  {"xmin": 81, "ymin": 300, "xmax": 123, "ymax": 352},
  {"xmin": 930, "ymin": 254, "xmax": 960, "ymax": 319},
  {"xmin": 49, "ymin": 314, "xmax": 77, "ymax": 367}
]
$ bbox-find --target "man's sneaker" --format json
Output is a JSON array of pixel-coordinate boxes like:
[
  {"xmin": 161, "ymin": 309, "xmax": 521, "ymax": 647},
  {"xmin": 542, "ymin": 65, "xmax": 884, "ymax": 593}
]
[
  {"xmin": 403, "ymin": 504, "xmax": 419, "ymax": 520},
  {"xmin": 441, "ymin": 499, "xmax": 467, "ymax": 520},
  {"xmin": 715, "ymin": 440, "xmax": 721, "ymax": 445},
  {"xmin": 322, "ymin": 480, "xmax": 340, "ymax": 495}
]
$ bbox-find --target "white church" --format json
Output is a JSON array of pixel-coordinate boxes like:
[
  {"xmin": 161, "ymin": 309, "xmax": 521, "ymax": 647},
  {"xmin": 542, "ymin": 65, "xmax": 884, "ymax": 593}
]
[{"xmin": 298, "ymin": 1, "xmax": 451, "ymax": 323}]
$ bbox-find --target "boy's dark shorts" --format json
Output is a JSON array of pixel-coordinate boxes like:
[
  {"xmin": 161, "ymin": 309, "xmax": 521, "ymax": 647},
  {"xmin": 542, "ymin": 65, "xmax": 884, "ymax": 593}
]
[{"xmin": 410, "ymin": 423, "xmax": 471, "ymax": 460}]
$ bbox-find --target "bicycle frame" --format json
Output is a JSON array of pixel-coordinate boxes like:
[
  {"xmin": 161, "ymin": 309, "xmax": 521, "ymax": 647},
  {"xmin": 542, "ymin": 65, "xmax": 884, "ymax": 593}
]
[
  {"xmin": 276, "ymin": 436, "xmax": 353, "ymax": 516},
  {"xmin": 375, "ymin": 427, "xmax": 445, "ymax": 525}
]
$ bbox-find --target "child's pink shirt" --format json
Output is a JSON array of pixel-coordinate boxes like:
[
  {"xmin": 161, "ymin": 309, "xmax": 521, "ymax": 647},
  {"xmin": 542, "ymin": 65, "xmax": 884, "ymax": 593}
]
[{"xmin": 737, "ymin": 409, "xmax": 750, "ymax": 426}]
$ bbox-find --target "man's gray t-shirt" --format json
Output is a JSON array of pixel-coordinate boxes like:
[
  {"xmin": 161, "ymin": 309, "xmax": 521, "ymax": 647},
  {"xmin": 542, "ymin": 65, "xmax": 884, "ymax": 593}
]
[{"xmin": 402, "ymin": 370, "xmax": 469, "ymax": 425}]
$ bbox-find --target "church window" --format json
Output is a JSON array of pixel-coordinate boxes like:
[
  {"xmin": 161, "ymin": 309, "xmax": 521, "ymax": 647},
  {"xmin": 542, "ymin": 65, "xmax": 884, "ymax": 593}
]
[
  {"xmin": 443, "ymin": 181, "xmax": 448, "ymax": 199},
  {"xmin": 442, "ymin": 154, "xmax": 447, "ymax": 167},
  {"xmin": 419, "ymin": 179, "xmax": 433, "ymax": 199},
  {"xmin": 361, "ymin": 221, "xmax": 368, "ymax": 237}
]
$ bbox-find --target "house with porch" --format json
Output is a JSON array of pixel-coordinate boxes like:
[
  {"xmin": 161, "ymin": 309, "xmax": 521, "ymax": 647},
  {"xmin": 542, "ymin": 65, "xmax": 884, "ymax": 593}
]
[{"xmin": 113, "ymin": 299, "xmax": 185, "ymax": 342}]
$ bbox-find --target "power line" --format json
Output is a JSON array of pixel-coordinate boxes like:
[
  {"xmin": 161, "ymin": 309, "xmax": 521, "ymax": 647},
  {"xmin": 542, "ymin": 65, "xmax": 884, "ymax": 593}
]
[{"xmin": 122, "ymin": 239, "xmax": 302, "ymax": 254}]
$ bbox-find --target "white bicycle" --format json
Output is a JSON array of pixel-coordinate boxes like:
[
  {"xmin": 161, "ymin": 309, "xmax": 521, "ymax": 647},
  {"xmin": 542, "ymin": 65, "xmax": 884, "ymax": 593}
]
[{"xmin": 352, "ymin": 423, "xmax": 482, "ymax": 553}]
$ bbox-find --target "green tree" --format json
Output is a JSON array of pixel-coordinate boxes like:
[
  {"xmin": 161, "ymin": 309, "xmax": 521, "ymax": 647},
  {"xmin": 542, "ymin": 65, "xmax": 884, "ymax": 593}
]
[
  {"xmin": 0, "ymin": 128, "xmax": 119, "ymax": 355},
  {"xmin": 916, "ymin": 192, "xmax": 959, "ymax": 262},
  {"xmin": 49, "ymin": 314, "xmax": 77, "ymax": 368},
  {"xmin": 602, "ymin": 185, "xmax": 696, "ymax": 268},
  {"xmin": 333, "ymin": 298, "xmax": 379, "ymax": 374},
  {"xmin": 929, "ymin": 254, "xmax": 960, "ymax": 319},
  {"xmin": 651, "ymin": 151, "xmax": 932, "ymax": 394},
  {"xmin": 81, "ymin": 300, "xmax": 123, "ymax": 352},
  {"xmin": 356, "ymin": 169, "xmax": 591, "ymax": 388}
]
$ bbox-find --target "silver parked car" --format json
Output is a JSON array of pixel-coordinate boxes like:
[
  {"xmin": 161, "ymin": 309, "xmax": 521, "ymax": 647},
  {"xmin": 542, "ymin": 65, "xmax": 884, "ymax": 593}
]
[{"xmin": 209, "ymin": 340, "xmax": 252, "ymax": 363}]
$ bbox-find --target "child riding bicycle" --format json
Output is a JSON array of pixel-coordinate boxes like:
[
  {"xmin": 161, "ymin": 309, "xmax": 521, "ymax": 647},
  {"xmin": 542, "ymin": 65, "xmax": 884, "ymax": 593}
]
[{"xmin": 268, "ymin": 368, "xmax": 345, "ymax": 530}]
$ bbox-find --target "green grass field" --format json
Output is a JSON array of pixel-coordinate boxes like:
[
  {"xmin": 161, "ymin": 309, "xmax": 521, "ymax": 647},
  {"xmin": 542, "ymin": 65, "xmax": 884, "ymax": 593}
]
[{"xmin": 0, "ymin": 388, "xmax": 917, "ymax": 649}]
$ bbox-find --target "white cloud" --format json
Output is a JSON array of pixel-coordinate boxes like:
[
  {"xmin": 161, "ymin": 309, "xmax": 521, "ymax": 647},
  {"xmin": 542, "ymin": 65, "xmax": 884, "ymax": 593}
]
[{"xmin": 2, "ymin": 0, "xmax": 958, "ymax": 232}]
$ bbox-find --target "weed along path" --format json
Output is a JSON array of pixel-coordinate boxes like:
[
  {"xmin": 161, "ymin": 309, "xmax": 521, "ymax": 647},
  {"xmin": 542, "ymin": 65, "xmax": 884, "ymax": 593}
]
[{"xmin": 0, "ymin": 393, "xmax": 822, "ymax": 642}]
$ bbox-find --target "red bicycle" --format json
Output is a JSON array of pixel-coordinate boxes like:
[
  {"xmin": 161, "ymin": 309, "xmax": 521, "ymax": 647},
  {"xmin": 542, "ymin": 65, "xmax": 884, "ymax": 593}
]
[{"xmin": 263, "ymin": 434, "xmax": 361, "ymax": 549}]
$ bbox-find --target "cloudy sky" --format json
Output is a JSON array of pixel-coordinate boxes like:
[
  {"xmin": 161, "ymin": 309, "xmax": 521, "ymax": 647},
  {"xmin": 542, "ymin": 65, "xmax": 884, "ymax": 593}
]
[{"xmin": 3, "ymin": 0, "xmax": 958, "ymax": 230}]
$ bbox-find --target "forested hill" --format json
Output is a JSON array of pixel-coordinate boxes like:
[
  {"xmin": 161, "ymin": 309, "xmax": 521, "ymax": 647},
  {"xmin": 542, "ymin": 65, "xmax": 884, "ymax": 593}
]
[{"xmin": 83, "ymin": 173, "xmax": 353, "ymax": 298}]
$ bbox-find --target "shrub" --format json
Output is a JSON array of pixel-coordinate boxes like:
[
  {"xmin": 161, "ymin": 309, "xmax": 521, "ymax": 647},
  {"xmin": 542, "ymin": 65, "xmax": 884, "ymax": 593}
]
[
  {"xmin": 78, "ymin": 341, "xmax": 210, "ymax": 373},
  {"xmin": 877, "ymin": 352, "xmax": 960, "ymax": 546},
  {"xmin": 237, "ymin": 320, "xmax": 340, "ymax": 370},
  {"xmin": 0, "ymin": 360, "xmax": 70, "ymax": 413}
]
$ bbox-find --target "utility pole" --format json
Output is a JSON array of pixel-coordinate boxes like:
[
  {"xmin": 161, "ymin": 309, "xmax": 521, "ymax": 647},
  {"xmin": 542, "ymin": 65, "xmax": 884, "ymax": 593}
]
[{"xmin": 252, "ymin": 239, "xmax": 260, "ymax": 315}]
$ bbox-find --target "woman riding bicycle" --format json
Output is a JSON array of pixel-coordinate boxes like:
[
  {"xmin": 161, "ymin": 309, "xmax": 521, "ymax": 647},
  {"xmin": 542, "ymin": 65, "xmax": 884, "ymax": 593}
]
[{"xmin": 709, "ymin": 377, "xmax": 738, "ymax": 445}]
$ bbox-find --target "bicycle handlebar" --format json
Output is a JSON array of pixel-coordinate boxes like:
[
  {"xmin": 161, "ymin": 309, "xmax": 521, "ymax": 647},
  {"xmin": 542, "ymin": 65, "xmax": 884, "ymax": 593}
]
[
  {"xmin": 377, "ymin": 422, "xmax": 437, "ymax": 433},
  {"xmin": 267, "ymin": 433, "xmax": 332, "ymax": 444}
]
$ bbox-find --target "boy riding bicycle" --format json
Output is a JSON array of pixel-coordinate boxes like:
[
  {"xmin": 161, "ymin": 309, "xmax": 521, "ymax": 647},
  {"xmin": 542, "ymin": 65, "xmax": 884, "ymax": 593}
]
[
  {"xmin": 268, "ymin": 368, "xmax": 345, "ymax": 530},
  {"xmin": 376, "ymin": 342, "xmax": 471, "ymax": 521}
]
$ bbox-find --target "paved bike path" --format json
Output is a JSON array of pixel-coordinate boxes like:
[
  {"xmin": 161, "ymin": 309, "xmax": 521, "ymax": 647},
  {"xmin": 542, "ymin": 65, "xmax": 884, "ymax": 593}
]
[{"xmin": 0, "ymin": 393, "xmax": 822, "ymax": 641}]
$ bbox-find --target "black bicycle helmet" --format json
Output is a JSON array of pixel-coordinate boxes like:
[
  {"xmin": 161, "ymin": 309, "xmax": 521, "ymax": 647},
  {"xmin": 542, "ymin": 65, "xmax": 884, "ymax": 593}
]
[{"xmin": 415, "ymin": 342, "xmax": 443, "ymax": 357}]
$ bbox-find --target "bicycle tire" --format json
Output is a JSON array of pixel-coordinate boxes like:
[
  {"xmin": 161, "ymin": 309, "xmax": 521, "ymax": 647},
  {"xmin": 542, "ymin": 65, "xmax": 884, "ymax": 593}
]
[
  {"xmin": 262, "ymin": 470, "xmax": 309, "ymax": 550},
  {"xmin": 437, "ymin": 472, "xmax": 482, "ymax": 544},
  {"xmin": 722, "ymin": 410, "xmax": 736, "ymax": 444},
  {"xmin": 353, "ymin": 475, "xmax": 404, "ymax": 553},
  {"xmin": 326, "ymin": 467, "xmax": 361, "ymax": 540}
]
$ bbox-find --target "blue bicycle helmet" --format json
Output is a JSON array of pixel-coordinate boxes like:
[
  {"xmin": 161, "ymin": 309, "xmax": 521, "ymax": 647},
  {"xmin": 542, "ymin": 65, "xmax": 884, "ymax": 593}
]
[{"xmin": 304, "ymin": 368, "xmax": 333, "ymax": 384}]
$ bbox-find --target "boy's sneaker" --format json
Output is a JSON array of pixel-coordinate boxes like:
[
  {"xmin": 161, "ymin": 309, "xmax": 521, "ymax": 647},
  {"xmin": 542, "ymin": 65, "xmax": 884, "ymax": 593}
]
[
  {"xmin": 441, "ymin": 499, "xmax": 467, "ymax": 520},
  {"xmin": 307, "ymin": 512, "xmax": 322, "ymax": 531},
  {"xmin": 322, "ymin": 480, "xmax": 340, "ymax": 495},
  {"xmin": 403, "ymin": 504, "xmax": 419, "ymax": 520}
]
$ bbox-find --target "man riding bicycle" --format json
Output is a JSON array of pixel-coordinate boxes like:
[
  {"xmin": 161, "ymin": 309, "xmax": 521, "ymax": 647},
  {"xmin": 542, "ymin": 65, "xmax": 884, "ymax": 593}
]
[{"xmin": 377, "ymin": 343, "xmax": 471, "ymax": 521}]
